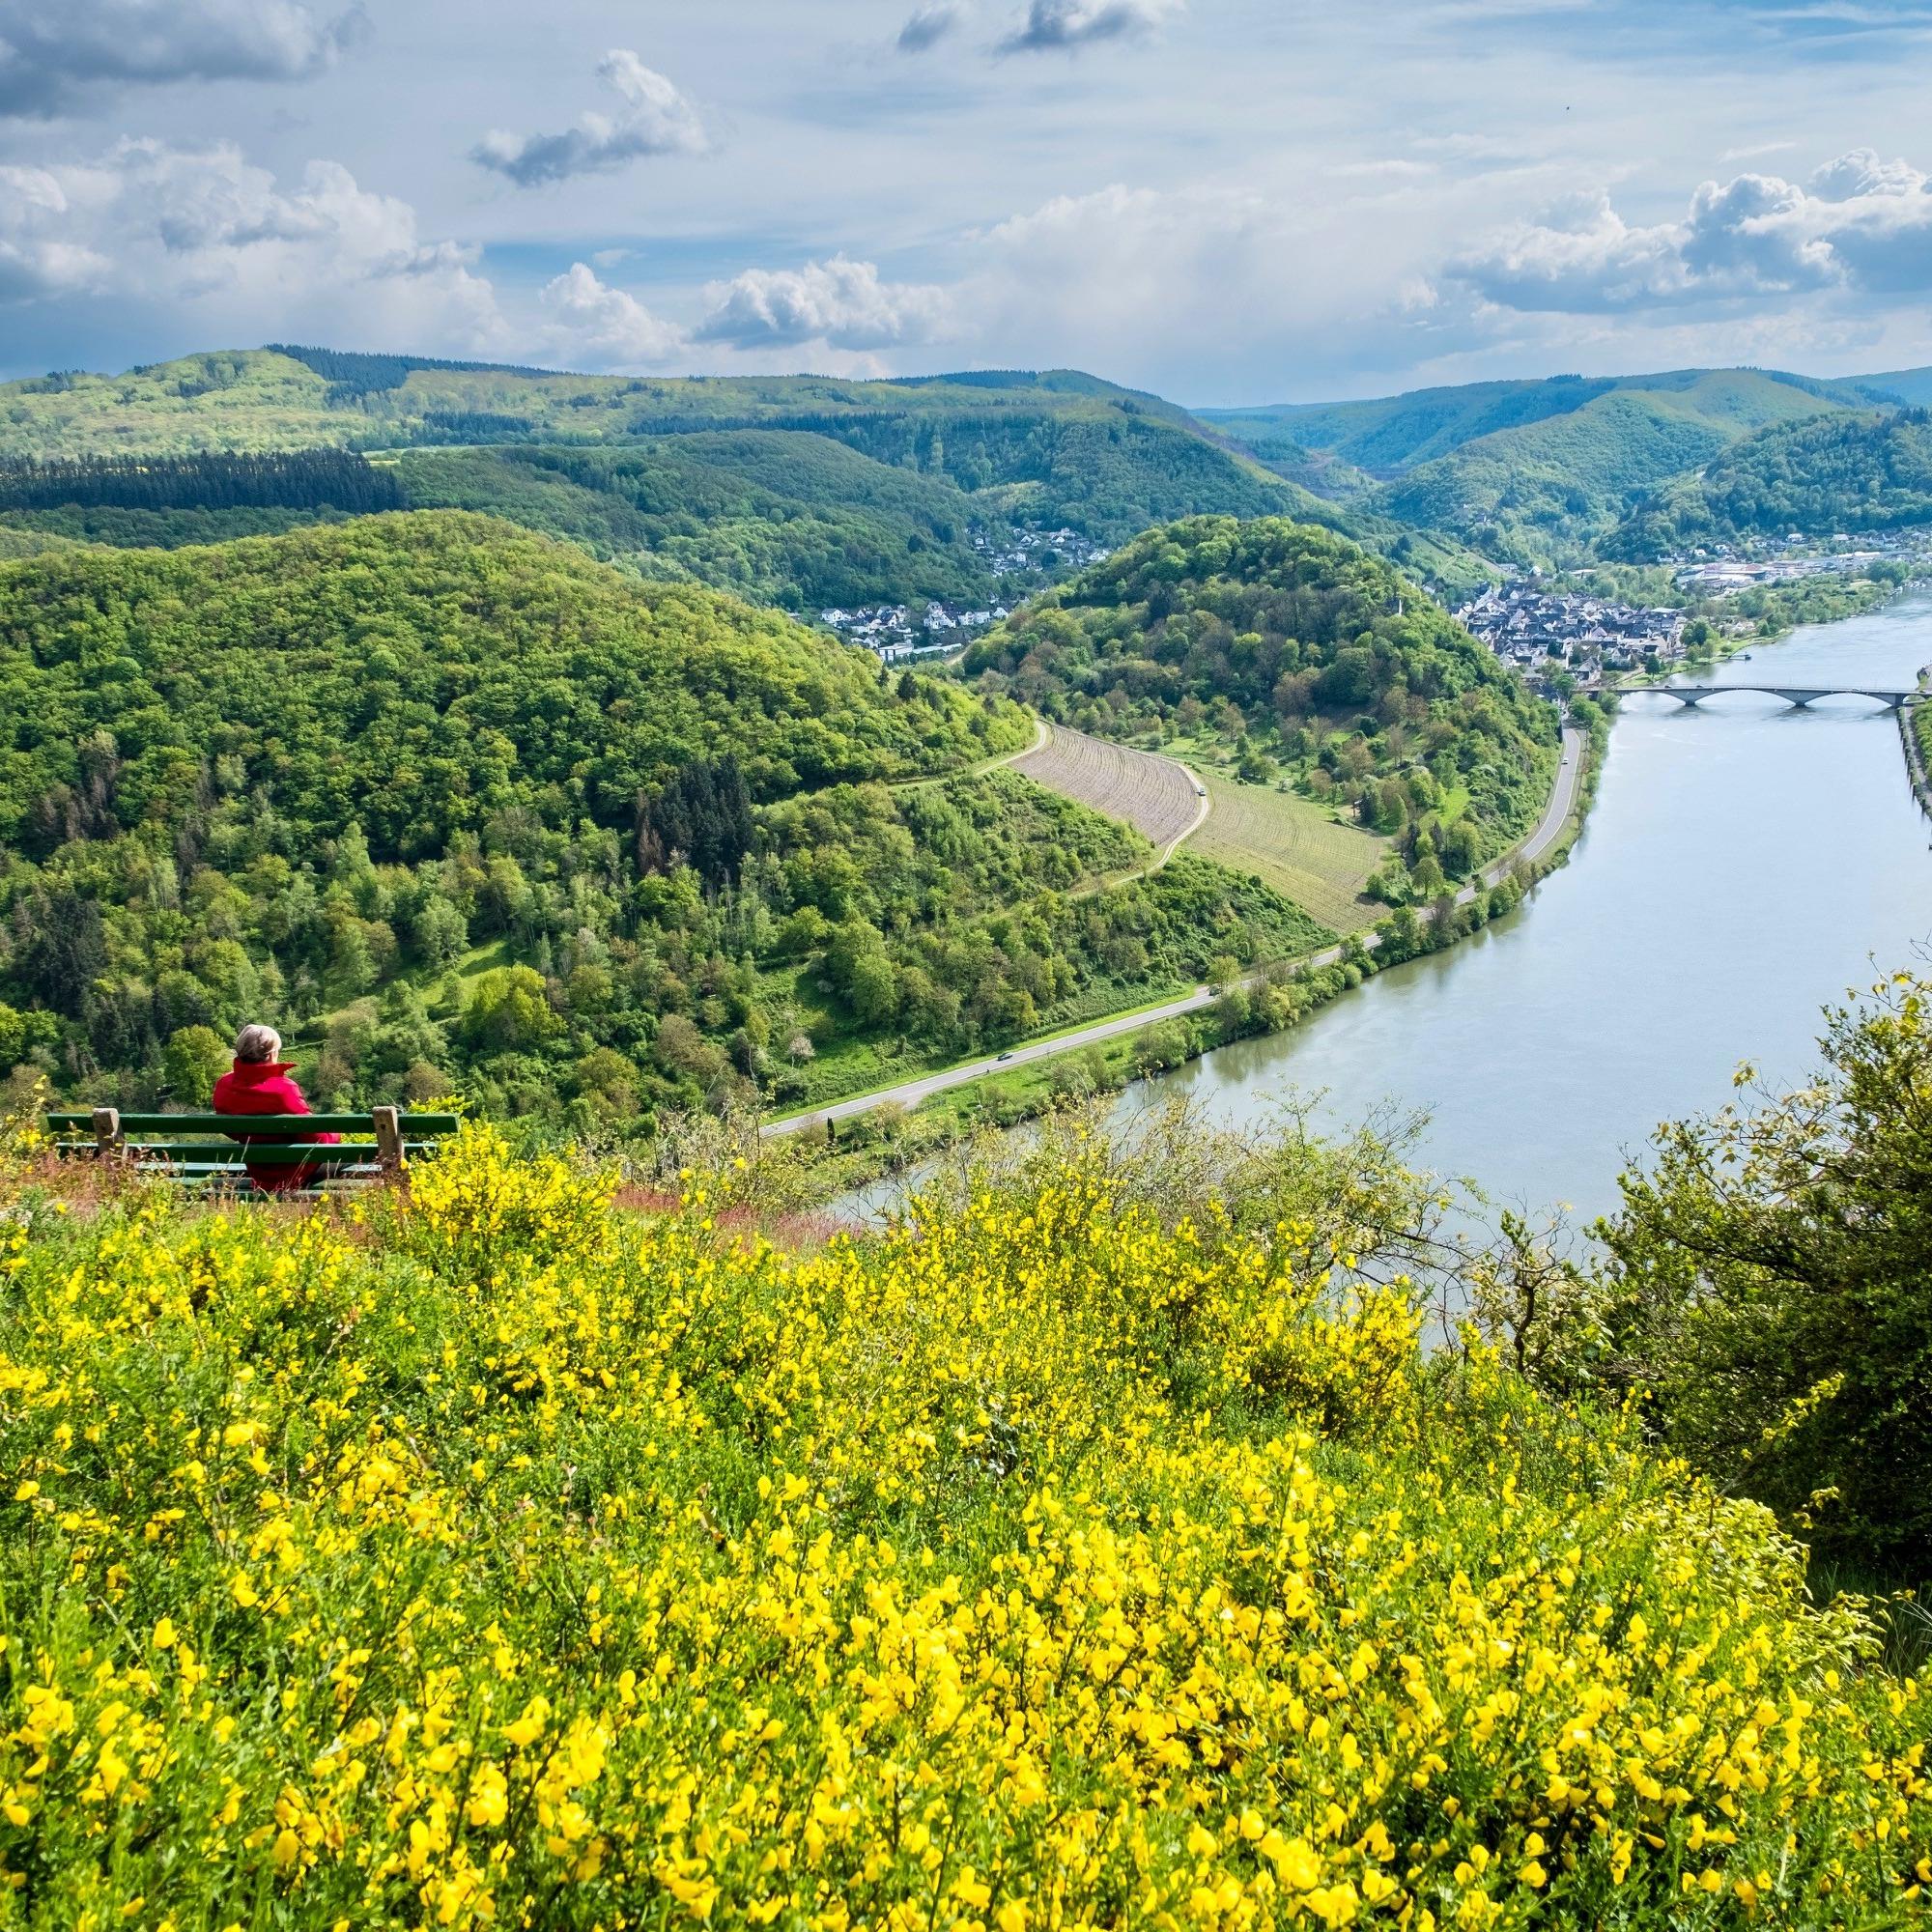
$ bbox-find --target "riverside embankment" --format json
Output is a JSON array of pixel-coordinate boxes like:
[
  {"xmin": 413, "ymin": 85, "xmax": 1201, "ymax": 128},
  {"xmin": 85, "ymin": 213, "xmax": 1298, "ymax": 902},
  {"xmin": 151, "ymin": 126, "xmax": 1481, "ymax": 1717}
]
[
  {"xmin": 766, "ymin": 727, "xmax": 1583, "ymax": 1139},
  {"xmin": 1117, "ymin": 590, "xmax": 1932, "ymax": 1224}
]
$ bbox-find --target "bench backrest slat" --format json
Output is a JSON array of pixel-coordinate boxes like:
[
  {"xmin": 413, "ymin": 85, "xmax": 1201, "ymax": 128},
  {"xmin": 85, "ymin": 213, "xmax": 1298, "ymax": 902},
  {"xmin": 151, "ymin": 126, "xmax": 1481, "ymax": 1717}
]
[
  {"xmin": 43, "ymin": 1112, "xmax": 460, "ymax": 1135},
  {"xmin": 51, "ymin": 1142, "xmax": 444, "ymax": 1165},
  {"xmin": 43, "ymin": 1106, "xmax": 459, "ymax": 1189}
]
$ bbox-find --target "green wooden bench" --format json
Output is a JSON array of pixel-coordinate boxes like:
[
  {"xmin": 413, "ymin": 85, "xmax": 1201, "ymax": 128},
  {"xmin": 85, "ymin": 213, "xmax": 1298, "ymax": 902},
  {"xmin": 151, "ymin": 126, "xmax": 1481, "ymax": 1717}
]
[{"xmin": 44, "ymin": 1108, "xmax": 461, "ymax": 1194}]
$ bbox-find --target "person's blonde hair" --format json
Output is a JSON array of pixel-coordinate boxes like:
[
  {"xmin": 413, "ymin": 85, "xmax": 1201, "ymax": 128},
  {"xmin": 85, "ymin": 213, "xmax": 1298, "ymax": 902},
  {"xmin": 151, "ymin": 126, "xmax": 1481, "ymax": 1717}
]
[{"xmin": 234, "ymin": 1024, "xmax": 283, "ymax": 1064}]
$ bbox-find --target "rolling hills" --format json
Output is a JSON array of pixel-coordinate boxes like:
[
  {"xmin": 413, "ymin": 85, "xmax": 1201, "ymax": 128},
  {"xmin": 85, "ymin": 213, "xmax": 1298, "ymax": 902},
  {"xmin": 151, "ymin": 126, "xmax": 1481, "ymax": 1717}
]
[
  {"xmin": 1202, "ymin": 364, "xmax": 1932, "ymax": 564},
  {"xmin": 0, "ymin": 348, "xmax": 1328, "ymax": 545},
  {"xmin": 0, "ymin": 511, "xmax": 1334, "ymax": 1128},
  {"xmin": 1200, "ymin": 365, "xmax": 1893, "ymax": 472},
  {"xmin": 0, "ymin": 348, "xmax": 1497, "ymax": 605},
  {"xmin": 1606, "ymin": 407, "xmax": 1932, "ymax": 557}
]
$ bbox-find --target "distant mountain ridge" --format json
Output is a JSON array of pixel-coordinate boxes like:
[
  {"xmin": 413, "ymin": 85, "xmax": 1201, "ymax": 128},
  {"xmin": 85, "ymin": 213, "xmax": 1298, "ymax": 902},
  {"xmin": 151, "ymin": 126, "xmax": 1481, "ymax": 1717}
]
[
  {"xmin": 11, "ymin": 345, "xmax": 1931, "ymax": 588},
  {"xmin": 1197, "ymin": 365, "xmax": 1908, "ymax": 472},
  {"xmin": 1200, "ymin": 363, "xmax": 1932, "ymax": 564},
  {"xmin": 1605, "ymin": 408, "xmax": 1932, "ymax": 558},
  {"xmin": 0, "ymin": 346, "xmax": 1492, "ymax": 599}
]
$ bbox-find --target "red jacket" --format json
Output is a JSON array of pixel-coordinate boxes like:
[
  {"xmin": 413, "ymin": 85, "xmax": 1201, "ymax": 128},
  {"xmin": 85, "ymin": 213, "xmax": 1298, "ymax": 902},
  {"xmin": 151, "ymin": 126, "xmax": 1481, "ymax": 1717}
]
[{"xmin": 211, "ymin": 1061, "xmax": 341, "ymax": 1194}]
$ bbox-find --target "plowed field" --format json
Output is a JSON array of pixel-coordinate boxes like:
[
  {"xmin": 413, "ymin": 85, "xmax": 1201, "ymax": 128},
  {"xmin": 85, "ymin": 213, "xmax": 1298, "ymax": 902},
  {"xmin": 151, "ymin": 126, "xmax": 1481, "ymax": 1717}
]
[{"xmin": 1012, "ymin": 726, "xmax": 1203, "ymax": 856}]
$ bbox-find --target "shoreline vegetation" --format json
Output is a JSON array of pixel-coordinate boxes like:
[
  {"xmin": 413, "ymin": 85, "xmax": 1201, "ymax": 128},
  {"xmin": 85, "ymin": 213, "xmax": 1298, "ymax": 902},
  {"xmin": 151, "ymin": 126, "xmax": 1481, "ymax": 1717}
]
[
  {"xmin": 1905, "ymin": 698, "xmax": 1932, "ymax": 820},
  {"xmin": 735, "ymin": 723, "xmax": 1603, "ymax": 1208}
]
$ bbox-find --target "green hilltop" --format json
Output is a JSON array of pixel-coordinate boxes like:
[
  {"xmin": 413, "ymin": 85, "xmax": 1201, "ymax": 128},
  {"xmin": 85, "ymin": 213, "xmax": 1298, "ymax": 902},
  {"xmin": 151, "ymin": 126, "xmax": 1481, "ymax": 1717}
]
[{"xmin": 963, "ymin": 515, "xmax": 1558, "ymax": 884}]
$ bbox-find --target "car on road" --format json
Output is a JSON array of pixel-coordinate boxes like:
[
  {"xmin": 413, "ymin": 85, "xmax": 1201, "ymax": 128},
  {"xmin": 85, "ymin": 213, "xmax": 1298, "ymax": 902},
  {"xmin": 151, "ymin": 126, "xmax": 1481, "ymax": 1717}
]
[{"xmin": 996, "ymin": 1051, "xmax": 1013, "ymax": 1062}]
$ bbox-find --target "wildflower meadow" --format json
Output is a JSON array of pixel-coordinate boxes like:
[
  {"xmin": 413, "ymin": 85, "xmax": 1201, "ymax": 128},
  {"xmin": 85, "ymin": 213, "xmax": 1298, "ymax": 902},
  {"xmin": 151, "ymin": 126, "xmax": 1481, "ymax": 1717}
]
[{"xmin": 0, "ymin": 1122, "xmax": 1924, "ymax": 1928}]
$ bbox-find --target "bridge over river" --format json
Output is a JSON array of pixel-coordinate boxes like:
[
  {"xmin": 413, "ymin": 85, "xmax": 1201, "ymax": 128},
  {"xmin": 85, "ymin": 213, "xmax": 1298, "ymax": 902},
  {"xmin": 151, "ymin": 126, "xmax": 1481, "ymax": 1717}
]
[{"xmin": 1615, "ymin": 682, "xmax": 1918, "ymax": 710}]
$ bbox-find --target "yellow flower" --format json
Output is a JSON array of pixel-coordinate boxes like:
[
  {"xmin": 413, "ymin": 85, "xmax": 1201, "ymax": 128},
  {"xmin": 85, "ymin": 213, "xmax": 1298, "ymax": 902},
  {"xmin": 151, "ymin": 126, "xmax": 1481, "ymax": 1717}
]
[
  {"xmin": 467, "ymin": 1764, "xmax": 509, "ymax": 1830},
  {"xmin": 503, "ymin": 1696, "xmax": 550, "ymax": 1748}
]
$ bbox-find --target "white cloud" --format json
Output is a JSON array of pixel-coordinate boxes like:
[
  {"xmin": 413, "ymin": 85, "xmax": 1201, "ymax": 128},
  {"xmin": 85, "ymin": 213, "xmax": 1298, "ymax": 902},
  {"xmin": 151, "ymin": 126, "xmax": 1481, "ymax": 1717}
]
[
  {"xmin": 696, "ymin": 255, "xmax": 952, "ymax": 350},
  {"xmin": 0, "ymin": 0, "xmax": 367, "ymax": 117},
  {"xmin": 898, "ymin": 4, "xmax": 968, "ymax": 52},
  {"xmin": 0, "ymin": 137, "xmax": 505, "ymax": 351},
  {"xmin": 471, "ymin": 49, "xmax": 707, "ymax": 188},
  {"xmin": 537, "ymin": 263, "xmax": 686, "ymax": 368},
  {"xmin": 1451, "ymin": 148, "xmax": 1932, "ymax": 312},
  {"xmin": 997, "ymin": 0, "xmax": 1182, "ymax": 53},
  {"xmin": 950, "ymin": 179, "xmax": 1497, "ymax": 399}
]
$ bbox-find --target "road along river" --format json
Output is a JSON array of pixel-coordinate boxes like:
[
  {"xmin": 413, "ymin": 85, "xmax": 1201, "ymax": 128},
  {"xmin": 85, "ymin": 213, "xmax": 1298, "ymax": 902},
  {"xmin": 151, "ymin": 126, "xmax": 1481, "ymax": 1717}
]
[
  {"xmin": 1115, "ymin": 590, "xmax": 1932, "ymax": 1226},
  {"xmin": 768, "ymin": 730, "xmax": 1583, "ymax": 1139},
  {"xmin": 824, "ymin": 590, "xmax": 1932, "ymax": 1229}
]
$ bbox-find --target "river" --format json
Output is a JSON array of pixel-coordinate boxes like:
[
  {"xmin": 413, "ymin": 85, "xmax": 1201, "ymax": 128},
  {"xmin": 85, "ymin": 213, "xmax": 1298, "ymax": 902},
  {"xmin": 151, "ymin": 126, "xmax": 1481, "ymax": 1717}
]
[
  {"xmin": 832, "ymin": 591, "xmax": 1932, "ymax": 1230},
  {"xmin": 1108, "ymin": 590, "xmax": 1932, "ymax": 1226}
]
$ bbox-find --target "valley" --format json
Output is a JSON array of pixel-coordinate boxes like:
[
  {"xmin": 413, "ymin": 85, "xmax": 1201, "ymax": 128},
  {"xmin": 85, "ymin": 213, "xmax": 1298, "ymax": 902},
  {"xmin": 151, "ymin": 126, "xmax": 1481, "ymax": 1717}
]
[
  {"xmin": 9, "ymin": 8, "xmax": 1932, "ymax": 1918},
  {"xmin": 6, "ymin": 345, "xmax": 1932, "ymax": 1146}
]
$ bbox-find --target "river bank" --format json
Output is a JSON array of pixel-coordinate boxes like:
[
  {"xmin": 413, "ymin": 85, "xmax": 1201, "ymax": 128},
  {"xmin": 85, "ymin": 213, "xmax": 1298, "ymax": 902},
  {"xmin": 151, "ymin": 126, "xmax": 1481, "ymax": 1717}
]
[
  {"xmin": 1903, "ymin": 699, "xmax": 1932, "ymax": 819},
  {"xmin": 810, "ymin": 588, "xmax": 1932, "ymax": 1227},
  {"xmin": 771, "ymin": 723, "xmax": 1598, "ymax": 1200},
  {"xmin": 1117, "ymin": 592, "xmax": 1932, "ymax": 1226}
]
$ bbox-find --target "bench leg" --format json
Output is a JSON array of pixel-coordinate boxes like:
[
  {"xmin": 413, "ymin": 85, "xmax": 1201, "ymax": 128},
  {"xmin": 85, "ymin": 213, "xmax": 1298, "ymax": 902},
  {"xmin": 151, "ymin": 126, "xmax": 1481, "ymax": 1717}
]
[{"xmin": 373, "ymin": 1105, "xmax": 404, "ymax": 1180}]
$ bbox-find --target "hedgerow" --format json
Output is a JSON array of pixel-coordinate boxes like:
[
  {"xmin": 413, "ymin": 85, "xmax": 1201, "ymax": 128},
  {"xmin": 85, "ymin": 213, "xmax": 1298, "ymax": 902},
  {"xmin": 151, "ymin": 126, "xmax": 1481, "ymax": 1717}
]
[{"xmin": 0, "ymin": 1123, "xmax": 1923, "ymax": 1928}]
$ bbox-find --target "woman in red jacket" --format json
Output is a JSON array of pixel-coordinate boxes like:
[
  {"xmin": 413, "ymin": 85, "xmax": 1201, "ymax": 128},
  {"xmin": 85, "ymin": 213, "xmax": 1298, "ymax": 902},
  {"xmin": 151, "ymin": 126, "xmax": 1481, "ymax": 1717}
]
[{"xmin": 211, "ymin": 1024, "xmax": 341, "ymax": 1194}]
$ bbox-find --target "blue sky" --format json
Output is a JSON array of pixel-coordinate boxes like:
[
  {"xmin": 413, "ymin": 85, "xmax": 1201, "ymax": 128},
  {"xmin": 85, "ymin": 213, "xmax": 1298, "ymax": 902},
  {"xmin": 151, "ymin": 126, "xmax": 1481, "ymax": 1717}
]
[{"xmin": 4, "ymin": 0, "xmax": 1932, "ymax": 401}]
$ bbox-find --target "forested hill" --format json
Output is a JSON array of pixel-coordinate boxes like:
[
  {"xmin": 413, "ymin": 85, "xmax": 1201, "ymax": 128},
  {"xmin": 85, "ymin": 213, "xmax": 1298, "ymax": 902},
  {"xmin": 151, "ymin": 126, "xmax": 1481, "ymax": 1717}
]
[
  {"xmin": 0, "ymin": 511, "xmax": 1332, "ymax": 1129},
  {"xmin": 1352, "ymin": 372, "xmax": 1863, "ymax": 563},
  {"xmin": 1200, "ymin": 366, "xmax": 1927, "ymax": 565},
  {"xmin": 0, "ymin": 348, "xmax": 1203, "ymax": 457},
  {"xmin": 0, "ymin": 511, "xmax": 1018, "ymax": 854},
  {"xmin": 0, "ymin": 348, "xmax": 1307, "ymax": 547},
  {"xmin": 962, "ymin": 516, "xmax": 1558, "ymax": 875},
  {"xmin": 1605, "ymin": 408, "xmax": 1932, "ymax": 557},
  {"xmin": 1201, "ymin": 365, "xmax": 1891, "ymax": 472}
]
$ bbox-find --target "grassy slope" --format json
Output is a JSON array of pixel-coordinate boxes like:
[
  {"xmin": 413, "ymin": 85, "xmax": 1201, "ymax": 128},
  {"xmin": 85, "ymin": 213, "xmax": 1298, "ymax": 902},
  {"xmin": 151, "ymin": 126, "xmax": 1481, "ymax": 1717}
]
[{"xmin": 1187, "ymin": 770, "xmax": 1386, "ymax": 935}]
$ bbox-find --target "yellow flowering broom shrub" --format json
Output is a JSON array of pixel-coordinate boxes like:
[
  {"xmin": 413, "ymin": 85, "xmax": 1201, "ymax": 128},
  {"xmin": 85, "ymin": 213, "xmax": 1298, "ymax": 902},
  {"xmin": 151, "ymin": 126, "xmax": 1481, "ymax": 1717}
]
[{"xmin": 0, "ymin": 1125, "xmax": 1924, "ymax": 1929}]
